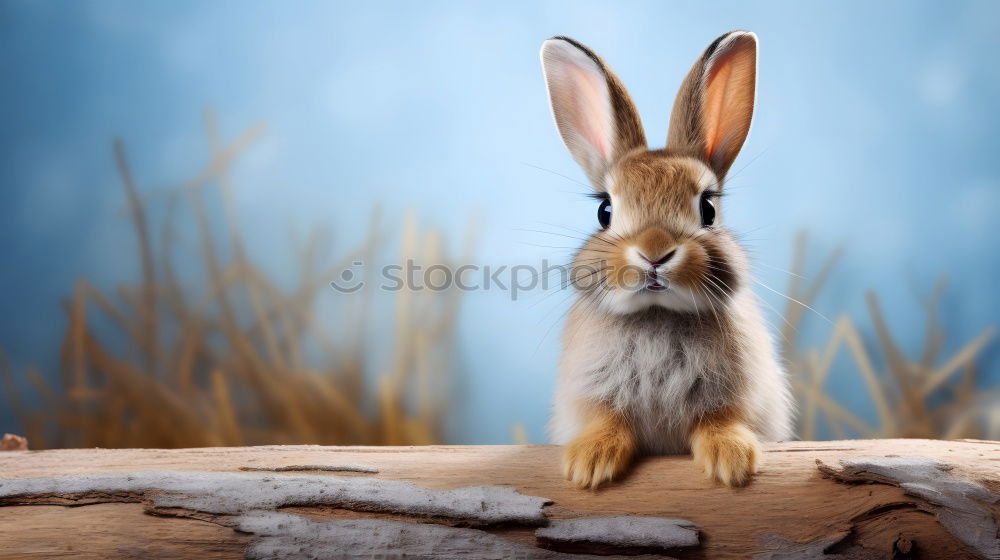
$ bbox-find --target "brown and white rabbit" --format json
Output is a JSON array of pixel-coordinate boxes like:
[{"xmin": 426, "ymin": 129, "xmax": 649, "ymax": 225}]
[{"xmin": 540, "ymin": 31, "xmax": 793, "ymax": 488}]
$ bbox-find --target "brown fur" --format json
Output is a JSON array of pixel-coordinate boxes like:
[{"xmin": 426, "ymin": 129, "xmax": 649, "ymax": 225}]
[
  {"xmin": 562, "ymin": 401, "xmax": 637, "ymax": 489},
  {"xmin": 611, "ymin": 151, "xmax": 705, "ymax": 224},
  {"xmin": 573, "ymin": 153, "xmax": 741, "ymax": 300},
  {"xmin": 690, "ymin": 406, "xmax": 761, "ymax": 487}
]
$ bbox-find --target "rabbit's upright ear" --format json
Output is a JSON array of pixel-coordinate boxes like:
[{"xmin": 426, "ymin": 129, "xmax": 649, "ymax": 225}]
[
  {"xmin": 667, "ymin": 31, "xmax": 757, "ymax": 180},
  {"xmin": 541, "ymin": 37, "xmax": 646, "ymax": 189}
]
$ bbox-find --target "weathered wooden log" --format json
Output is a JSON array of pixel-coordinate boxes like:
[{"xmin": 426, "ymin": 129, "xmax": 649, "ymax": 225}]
[{"xmin": 0, "ymin": 440, "xmax": 997, "ymax": 559}]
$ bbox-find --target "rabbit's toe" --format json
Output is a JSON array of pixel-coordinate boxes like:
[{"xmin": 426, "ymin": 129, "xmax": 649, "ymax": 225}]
[
  {"xmin": 563, "ymin": 432, "xmax": 634, "ymax": 490},
  {"xmin": 691, "ymin": 422, "xmax": 760, "ymax": 487}
]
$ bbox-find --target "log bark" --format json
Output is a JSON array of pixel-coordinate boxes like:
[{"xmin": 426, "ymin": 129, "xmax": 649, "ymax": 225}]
[{"xmin": 0, "ymin": 439, "xmax": 997, "ymax": 559}]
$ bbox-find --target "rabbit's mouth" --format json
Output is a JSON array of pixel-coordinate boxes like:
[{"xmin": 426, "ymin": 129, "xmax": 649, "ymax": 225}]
[
  {"xmin": 643, "ymin": 280, "xmax": 668, "ymax": 292},
  {"xmin": 643, "ymin": 267, "xmax": 668, "ymax": 292}
]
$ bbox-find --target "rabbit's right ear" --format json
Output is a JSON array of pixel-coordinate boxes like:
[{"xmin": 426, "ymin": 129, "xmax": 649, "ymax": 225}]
[
  {"xmin": 667, "ymin": 31, "xmax": 758, "ymax": 180},
  {"xmin": 541, "ymin": 37, "xmax": 646, "ymax": 189}
]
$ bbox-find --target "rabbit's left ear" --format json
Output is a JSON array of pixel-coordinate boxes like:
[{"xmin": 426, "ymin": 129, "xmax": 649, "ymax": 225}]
[
  {"xmin": 667, "ymin": 31, "xmax": 758, "ymax": 179},
  {"xmin": 541, "ymin": 37, "xmax": 646, "ymax": 189}
]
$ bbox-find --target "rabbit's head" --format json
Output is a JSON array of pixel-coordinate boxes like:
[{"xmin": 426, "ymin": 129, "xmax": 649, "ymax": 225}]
[{"xmin": 541, "ymin": 32, "xmax": 757, "ymax": 314}]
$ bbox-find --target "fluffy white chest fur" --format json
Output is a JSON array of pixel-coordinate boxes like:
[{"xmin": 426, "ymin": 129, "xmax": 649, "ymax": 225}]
[{"xmin": 550, "ymin": 289, "xmax": 793, "ymax": 454}]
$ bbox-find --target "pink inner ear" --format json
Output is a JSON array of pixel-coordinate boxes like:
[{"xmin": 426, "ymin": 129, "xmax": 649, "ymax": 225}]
[
  {"xmin": 566, "ymin": 63, "xmax": 611, "ymax": 162},
  {"xmin": 701, "ymin": 39, "xmax": 756, "ymax": 168}
]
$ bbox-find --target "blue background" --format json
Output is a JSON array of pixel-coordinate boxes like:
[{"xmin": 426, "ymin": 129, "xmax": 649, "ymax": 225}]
[{"xmin": 1, "ymin": 0, "xmax": 998, "ymax": 443}]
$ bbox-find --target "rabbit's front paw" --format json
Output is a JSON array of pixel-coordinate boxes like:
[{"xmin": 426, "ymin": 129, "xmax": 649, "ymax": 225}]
[
  {"xmin": 563, "ymin": 432, "xmax": 635, "ymax": 490},
  {"xmin": 691, "ymin": 422, "xmax": 760, "ymax": 487}
]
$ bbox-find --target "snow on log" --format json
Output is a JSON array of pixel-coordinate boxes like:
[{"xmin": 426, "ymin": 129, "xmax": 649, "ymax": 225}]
[{"xmin": 0, "ymin": 440, "xmax": 998, "ymax": 559}]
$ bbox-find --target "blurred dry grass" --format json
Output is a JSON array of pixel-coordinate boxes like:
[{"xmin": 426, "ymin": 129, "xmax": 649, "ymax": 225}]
[
  {"xmin": 782, "ymin": 233, "xmax": 998, "ymax": 440},
  {"xmin": 2, "ymin": 114, "xmax": 465, "ymax": 449}
]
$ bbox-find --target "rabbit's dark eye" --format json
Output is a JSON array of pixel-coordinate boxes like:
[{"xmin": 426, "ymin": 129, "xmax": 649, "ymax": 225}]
[
  {"xmin": 700, "ymin": 193, "xmax": 717, "ymax": 227},
  {"xmin": 598, "ymin": 198, "xmax": 612, "ymax": 229}
]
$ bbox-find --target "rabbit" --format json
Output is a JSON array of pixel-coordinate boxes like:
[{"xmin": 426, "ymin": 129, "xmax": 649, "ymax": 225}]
[{"xmin": 540, "ymin": 31, "xmax": 793, "ymax": 489}]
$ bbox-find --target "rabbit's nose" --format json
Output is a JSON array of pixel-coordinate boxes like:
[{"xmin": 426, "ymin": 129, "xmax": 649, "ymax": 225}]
[
  {"xmin": 638, "ymin": 249, "xmax": 676, "ymax": 268},
  {"xmin": 632, "ymin": 227, "xmax": 677, "ymax": 267}
]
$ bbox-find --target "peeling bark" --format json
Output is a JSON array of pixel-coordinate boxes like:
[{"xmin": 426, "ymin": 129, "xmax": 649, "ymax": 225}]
[
  {"xmin": 818, "ymin": 456, "xmax": 1000, "ymax": 560},
  {"xmin": 752, "ymin": 532, "xmax": 880, "ymax": 560},
  {"xmin": 0, "ymin": 470, "xmax": 551, "ymax": 525},
  {"xmin": 237, "ymin": 512, "xmax": 646, "ymax": 559},
  {"xmin": 238, "ymin": 464, "xmax": 379, "ymax": 473},
  {"xmin": 536, "ymin": 516, "xmax": 698, "ymax": 555}
]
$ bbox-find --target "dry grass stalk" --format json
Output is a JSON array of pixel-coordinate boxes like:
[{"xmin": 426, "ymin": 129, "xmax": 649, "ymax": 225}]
[
  {"xmin": 782, "ymin": 232, "xmax": 998, "ymax": 440},
  {"xmin": 3, "ymin": 113, "xmax": 464, "ymax": 449}
]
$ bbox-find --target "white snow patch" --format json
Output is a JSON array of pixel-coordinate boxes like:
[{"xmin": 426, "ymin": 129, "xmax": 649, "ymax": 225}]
[
  {"xmin": 0, "ymin": 470, "xmax": 549, "ymax": 524},
  {"xmin": 536, "ymin": 516, "xmax": 699, "ymax": 550}
]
